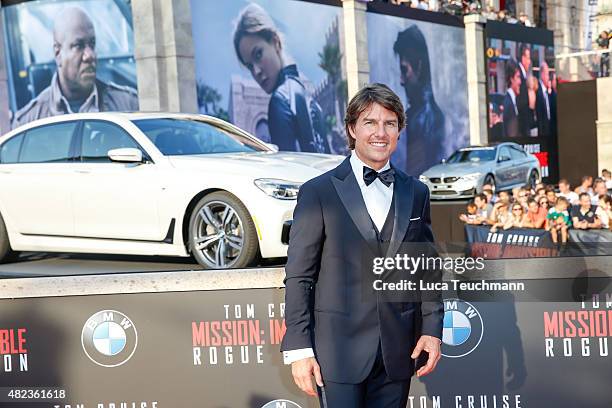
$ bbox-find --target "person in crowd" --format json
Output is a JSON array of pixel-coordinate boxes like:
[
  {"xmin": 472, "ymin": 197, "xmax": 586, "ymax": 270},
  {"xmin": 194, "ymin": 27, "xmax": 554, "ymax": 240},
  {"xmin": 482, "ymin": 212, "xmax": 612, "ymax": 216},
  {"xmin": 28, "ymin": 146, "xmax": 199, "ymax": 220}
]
[
  {"xmin": 518, "ymin": 11, "xmax": 533, "ymax": 27},
  {"xmin": 505, "ymin": 203, "xmax": 526, "ymax": 229},
  {"xmin": 597, "ymin": 30, "xmax": 610, "ymax": 78},
  {"xmin": 498, "ymin": 190, "xmax": 512, "ymax": 205},
  {"xmin": 517, "ymin": 43, "xmax": 534, "ymax": 137},
  {"xmin": 474, "ymin": 192, "xmax": 493, "ymax": 219},
  {"xmin": 489, "ymin": 202, "xmax": 511, "ymax": 232},
  {"xmin": 545, "ymin": 185, "xmax": 557, "ymax": 206},
  {"xmin": 233, "ymin": 4, "xmax": 330, "ymax": 153},
  {"xmin": 483, "ymin": 188, "xmax": 495, "ymax": 204},
  {"xmin": 574, "ymin": 175, "xmax": 594, "ymax": 195},
  {"xmin": 503, "ymin": 59, "xmax": 521, "ymax": 138},
  {"xmin": 546, "ymin": 196, "xmax": 571, "ymax": 244},
  {"xmin": 591, "ymin": 178, "xmax": 608, "ymax": 205},
  {"xmin": 497, "ymin": 9, "xmax": 508, "ymax": 22},
  {"xmin": 534, "ymin": 186, "xmax": 546, "ymax": 202},
  {"xmin": 516, "ymin": 187, "xmax": 530, "ymax": 210},
  {"xmin": 11, "ymin": 7, "xmax": 138, "ymax": 129},
  {"xmin": 602, "ymin": 169, "xmax": 612, "ymax": 190},
  {"xmin": 557, "ymin": 178, "xmax": 579, "ymax": 205},
  {"xmin": 459, "ymin": 201, "xmax": 479, "ymax": 224},
  {"xmin": 534, "ymin": 181, "xmax": 545, "ymax": 192},
  {"xmin": 393, "ymin": 25, "xmax": 445, "ymax": 175},
  {"xmin": 523, "ymin": 198, "xmax": 547, "ymax": 229},
  {"xmin": 538, "ymin": 196, "xmax": 550, "ymax": 212},
  {"xmin": 572, "ymin": 192, "xmax": 601, "ymax": 230},
  {"xmin": 595, "ymin": 195, "xmax": 612, "ymax": 229},
  {"xmin": 482, "ymin": 183, "xmax": 495, "ymax": 194},
  {"xmin": 484, "ymin": 5, "xmax": 498, "ymax": 20},
  {"xmin": 535, "ymin": 62, "xmax": 553, "ymax": 137}
]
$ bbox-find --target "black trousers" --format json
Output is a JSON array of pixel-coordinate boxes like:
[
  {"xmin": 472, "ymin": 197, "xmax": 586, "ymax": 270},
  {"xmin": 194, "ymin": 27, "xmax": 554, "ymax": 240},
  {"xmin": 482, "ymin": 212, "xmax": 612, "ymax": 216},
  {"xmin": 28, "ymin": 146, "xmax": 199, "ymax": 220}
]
[{"xmin": 316, "ymin": 345, "xmax": 411, "ymax": 408}]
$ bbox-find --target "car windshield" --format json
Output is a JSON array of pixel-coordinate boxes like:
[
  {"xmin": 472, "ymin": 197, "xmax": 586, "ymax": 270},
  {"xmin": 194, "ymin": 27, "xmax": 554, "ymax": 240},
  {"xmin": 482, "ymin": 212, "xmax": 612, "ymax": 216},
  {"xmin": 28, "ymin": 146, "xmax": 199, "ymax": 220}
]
[
  {"xmin": 447, "ymin": 148, "xmax": 496, "ymax": 163},
  {"xmin": 132, "ymin": 118, "xmax": 267, "ymax": 155}
]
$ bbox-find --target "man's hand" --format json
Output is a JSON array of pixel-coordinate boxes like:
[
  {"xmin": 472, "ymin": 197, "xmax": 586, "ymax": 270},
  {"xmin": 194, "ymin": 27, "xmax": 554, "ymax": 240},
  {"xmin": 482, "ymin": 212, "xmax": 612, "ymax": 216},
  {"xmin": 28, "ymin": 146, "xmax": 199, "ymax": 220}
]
[
  {"xmin": 411, "ymin": 335, "xmax": 442, "ymax": 377},
  {"xmin": 291, "ymin": 357, "xmax": 324, "ymax": 397}
]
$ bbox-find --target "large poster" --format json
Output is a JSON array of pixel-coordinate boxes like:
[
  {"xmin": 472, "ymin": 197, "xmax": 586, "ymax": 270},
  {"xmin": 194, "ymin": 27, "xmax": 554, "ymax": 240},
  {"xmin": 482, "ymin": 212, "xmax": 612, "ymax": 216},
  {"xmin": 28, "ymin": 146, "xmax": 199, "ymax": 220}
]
[
  {"xmin": 366, "ymin": 7, "xmax": 470, "ymax": 177},
  {"xmin": 190, "ymin": 0, "xmax": 348, "ymax": 155},
  {"xmin": 1, "ymin": 0, "xmax": 139, "ymax": 130},
  {"xmin": 485, "ymin": 21, "xmax": 558, "ymax": 181}
]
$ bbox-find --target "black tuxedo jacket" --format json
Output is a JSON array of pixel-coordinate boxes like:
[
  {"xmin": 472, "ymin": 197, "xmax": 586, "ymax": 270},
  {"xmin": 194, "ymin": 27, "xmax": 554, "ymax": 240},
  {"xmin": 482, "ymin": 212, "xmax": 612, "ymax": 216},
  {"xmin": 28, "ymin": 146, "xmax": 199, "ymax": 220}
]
[
  {"xmin": 281, "ymin": 157, "xmax": 443, "ymax": 384},
  {"xmin": 535, "ymin": 85, "xmax": 551, "ymax": 137},
  {"xmin": 503, "ymin": 92, "xmax": 519, "ymax": 138}
]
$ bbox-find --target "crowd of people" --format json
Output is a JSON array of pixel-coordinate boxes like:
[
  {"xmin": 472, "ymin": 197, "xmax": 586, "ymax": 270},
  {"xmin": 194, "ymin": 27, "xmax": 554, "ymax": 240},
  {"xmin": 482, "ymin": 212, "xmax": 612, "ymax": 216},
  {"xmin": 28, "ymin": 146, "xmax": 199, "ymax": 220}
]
[
  {"xmin": 369, "ymin": 0, "xmax": 537, "ymax": 27},
  {"xmin": 459, "ymin": 170, "xmax": 612, "ymax": 244}
]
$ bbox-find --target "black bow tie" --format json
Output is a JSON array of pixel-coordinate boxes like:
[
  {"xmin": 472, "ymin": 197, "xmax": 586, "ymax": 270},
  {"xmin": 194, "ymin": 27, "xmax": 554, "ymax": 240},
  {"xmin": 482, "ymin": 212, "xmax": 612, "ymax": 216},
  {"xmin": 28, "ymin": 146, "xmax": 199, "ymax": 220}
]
[{"xmin": 363, "ymin": 166, "xmax": 395, "ymax": 187}]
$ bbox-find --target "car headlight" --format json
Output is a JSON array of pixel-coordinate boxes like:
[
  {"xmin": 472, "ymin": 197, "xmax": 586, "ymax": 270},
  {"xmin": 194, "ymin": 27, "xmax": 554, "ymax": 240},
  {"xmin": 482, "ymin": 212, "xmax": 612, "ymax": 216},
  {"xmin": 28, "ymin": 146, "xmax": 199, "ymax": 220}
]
[
  {"xmin": 459, "ymin": 173, "xmax": 482, "ymax": 182},
  {"xmin": 254, "ymin": 179, "xmax": 302, "ymax": 200},
  {"xmin": 419, "ymin": 175, "xmax": 429, "ymax": 182}
]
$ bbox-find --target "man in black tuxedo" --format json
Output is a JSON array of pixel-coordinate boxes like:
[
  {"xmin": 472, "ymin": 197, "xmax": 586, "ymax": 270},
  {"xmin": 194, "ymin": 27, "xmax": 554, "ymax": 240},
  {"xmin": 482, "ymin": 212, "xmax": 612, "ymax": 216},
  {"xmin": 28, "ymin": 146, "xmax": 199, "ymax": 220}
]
[
  {"xmin": 281, "ymin": 83, "xmax": 443, "ymax": 407},
  {"xmin": 517, "ymin": 43, "xmax": 534, "ymax": 137},
  {"xmin": 503, "ymin": 60, "xmax": 521, "ymax": 138},
  {"xmin": 535, "ymin": 62, "xmax": 553, "ymax": 137}
]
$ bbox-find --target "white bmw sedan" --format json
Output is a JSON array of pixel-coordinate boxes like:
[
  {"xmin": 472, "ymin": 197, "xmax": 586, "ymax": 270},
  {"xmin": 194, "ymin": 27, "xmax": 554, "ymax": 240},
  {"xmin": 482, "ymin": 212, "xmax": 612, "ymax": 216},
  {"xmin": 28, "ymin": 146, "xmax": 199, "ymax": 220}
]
[{"xmin": 0, "ymin": 113, "xmax": 344, "ymax": 269}]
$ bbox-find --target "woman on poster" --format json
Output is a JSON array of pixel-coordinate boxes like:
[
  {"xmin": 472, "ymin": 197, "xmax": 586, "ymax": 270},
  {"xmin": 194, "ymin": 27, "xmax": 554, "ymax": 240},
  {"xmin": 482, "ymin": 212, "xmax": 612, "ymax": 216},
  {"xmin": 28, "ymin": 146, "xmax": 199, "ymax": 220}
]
[{"xmin": 233, "ymin": 3, "xmax": 330, "ymax": 153}]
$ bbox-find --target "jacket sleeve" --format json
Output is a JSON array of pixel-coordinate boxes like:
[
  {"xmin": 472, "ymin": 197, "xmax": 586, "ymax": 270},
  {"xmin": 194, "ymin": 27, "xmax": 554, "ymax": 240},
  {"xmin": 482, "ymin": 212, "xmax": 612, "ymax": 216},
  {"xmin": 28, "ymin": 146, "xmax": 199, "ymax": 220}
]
[
  {"xmin": 419, "ymin": 187, "xmax": 444, "ymax": 339},
  {"xmin": 280, "ymin": 181, "xmax": 324, "ymax": 352}
]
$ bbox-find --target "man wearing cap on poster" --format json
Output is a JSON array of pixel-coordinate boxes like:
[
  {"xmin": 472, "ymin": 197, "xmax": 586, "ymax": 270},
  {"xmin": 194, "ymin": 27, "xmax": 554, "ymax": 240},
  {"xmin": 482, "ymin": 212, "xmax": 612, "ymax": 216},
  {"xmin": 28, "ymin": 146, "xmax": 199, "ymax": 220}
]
[
  {"xmin": 11, "ymin": 6, "xmax": 138, "ymax": 129},
  {"xmin": 281, "ymin": 83, "xmax": 443, "ymax": 407}
]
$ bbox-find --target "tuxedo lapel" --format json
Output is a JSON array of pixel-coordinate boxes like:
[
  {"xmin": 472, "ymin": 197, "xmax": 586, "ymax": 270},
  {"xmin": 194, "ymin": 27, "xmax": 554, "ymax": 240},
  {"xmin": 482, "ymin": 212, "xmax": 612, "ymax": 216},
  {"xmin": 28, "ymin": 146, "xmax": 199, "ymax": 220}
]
[
  {"xmin": 386, "ymin": 168, "xmax": 414, "ymax": 258},
  {"xmin": 331, "ymin": 157, "xmax": 378, "ymax": 254}
]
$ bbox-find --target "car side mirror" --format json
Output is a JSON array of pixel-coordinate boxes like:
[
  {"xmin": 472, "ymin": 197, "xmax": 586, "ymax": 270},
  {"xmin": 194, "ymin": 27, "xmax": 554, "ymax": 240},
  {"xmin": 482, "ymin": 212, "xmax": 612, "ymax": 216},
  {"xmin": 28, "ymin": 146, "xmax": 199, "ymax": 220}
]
[{"xmin": 108, "ymin": 148, "xmax": 143, "ymax": 163}]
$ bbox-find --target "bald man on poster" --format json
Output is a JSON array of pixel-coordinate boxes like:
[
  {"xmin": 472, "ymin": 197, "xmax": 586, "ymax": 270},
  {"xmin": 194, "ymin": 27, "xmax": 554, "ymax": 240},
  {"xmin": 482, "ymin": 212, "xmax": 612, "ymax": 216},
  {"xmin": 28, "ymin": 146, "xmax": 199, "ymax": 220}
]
[{"xmin": 12, "ymin": 7, "xmax": 138, "ymax": 129}]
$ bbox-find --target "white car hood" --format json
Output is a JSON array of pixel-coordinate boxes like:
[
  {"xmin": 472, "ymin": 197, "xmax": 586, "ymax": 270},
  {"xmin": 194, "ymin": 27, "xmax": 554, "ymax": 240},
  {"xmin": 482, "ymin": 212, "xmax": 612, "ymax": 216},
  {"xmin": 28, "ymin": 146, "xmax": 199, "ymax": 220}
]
[{"xmin": 168, "ymin": 151, "xmax": 346, "ymax": 183}]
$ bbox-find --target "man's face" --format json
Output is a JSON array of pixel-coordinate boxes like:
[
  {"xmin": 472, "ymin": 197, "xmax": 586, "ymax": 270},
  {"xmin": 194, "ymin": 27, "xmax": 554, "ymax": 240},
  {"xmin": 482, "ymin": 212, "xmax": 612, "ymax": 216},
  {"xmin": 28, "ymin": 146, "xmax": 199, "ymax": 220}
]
[
  {"xmin": 510, "ymin": 70, "xmax": 521, "ymax": 95},
  {"xmin": 541, "ymin": 64, "xmax": 550, "ymax": 88},
  {"xmin": 521, "ymin": 49, "xmax": 531, "ymax": 71},
  {"xmin": 474, "ymin": 196, "xmax": 485, "ymax": 209},
  {"xmin": 558, "ymin": 182, "xmax": 569, "ymax": 193},
  {"xmin": 55, "ymin": 14, "xmax": 96, "ymax": 96},
  {"xmin": 399, "ymin": 56, "xmax": 419, "ymax": 93},
  {"xmin": 528, "ymin": 201, "xmax": 539, "ymax": 213},
  {"xmin": 595, "ymin": 181, "xmax": 607, "ymax": 196},
  {"xmin": 580, "ymin": 195, "xmax": 591, "ymax": 208},
  {"xmin": 350, "ymin": 102, "xmax": 399, "ymax": 170},
  {"xmin": 499, "ymin": 191, "xmax": 510, "ymax": 203}
]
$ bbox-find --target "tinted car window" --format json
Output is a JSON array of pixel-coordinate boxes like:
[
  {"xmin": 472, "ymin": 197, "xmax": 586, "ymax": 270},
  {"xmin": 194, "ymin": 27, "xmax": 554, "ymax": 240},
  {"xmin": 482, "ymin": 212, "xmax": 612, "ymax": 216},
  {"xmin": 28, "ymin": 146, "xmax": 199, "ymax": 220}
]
[
  {"xmin": 81, "ymin": 121, "xmax": 139, "ymax": 163},
  {"xmin": 0, "ymin": 133, "xmax": 24, "ymax": 164},
  {"xmin": 133, "ymin": 118, "xmax": 266, "ymax": 155},
  {"xmin": 498, "ymin": 146, "xmax": 511, "ymax": 160},
  {"xmin": 509, "ymin": 147, "xmax": 525, "ymax": 160},
  {"xmin": 19, "ymin": 122, "xmax": 76, "ymax": 163},
  {"xmin": 447, "ymin": 148, "xmax": 496, "ymax": 163}
]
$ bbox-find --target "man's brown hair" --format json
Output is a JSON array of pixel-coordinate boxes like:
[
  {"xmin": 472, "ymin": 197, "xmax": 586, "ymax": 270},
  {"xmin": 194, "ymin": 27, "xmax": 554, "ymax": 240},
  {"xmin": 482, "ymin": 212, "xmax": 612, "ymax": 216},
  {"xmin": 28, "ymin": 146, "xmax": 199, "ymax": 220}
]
[{"xmin": 344, "ymin": 83, "xmax": 405, "ymax": 150}]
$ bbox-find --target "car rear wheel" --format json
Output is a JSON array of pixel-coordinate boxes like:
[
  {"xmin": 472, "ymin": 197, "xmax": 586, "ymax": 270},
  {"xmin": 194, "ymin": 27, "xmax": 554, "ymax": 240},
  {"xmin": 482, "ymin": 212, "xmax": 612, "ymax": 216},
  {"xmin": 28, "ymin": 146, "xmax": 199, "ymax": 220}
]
[
  {"xmin": 188, "ymin": 192, "xmax": 259, "ymax": 269},
  {"xmin": 0, "ymin": 212, "xmax": 19, "ymax": 263}
]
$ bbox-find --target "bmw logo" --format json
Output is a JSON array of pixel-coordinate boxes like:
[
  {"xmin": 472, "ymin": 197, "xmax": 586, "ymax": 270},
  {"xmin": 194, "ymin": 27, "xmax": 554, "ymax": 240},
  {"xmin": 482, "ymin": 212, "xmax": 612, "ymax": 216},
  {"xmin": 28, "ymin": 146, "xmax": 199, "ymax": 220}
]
[
  {"xmin": 441, "ymin": 299, "xmax": 483, "ymax": 358},
  {"xmin": 81, "ymin": 310, "xmax": 138, "ymax": 367},
  {"xmin": 261, "ymin": 400, "xmax": 302, "ymax": 408}
]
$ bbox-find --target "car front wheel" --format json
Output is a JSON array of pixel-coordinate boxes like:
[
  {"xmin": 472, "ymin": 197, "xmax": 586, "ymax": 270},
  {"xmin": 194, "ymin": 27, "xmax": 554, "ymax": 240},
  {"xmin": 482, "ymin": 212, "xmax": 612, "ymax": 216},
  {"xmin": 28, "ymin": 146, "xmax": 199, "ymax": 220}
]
[
  {"xmin": 0, "ymin": 212, "xmax": 19, "ymax": 263},
  {"xmin": 188, "ymin": 192, "xmax": 259, "ymax": 269}
]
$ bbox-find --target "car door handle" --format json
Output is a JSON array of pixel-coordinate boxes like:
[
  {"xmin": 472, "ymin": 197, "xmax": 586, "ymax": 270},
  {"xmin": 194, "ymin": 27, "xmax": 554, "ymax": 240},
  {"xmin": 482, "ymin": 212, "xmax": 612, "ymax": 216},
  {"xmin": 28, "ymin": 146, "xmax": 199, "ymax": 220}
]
[{"xmin": 74, "ymin": 169, "xmax": 91, "ymax": 174}]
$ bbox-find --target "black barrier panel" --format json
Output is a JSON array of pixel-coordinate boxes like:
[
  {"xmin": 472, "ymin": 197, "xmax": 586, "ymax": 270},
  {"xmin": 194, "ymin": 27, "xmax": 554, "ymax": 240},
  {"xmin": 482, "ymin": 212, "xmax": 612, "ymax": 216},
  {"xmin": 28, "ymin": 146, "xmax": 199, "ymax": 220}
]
[{"xmin": 0, "ymin": 279, "xmax": 610, "ymax": 407}]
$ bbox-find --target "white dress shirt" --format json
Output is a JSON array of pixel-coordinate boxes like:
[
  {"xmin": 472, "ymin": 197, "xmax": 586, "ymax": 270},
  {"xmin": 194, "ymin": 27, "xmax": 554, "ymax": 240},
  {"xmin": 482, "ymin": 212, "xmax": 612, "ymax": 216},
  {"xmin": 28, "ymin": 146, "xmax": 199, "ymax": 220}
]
[
  {"xmin": 283, "ymin": 152, "xmax": 394, "ymax": 365},
  {"xmin": 539, "ymin": 80, "xmax": 550, "ymax": 119}
]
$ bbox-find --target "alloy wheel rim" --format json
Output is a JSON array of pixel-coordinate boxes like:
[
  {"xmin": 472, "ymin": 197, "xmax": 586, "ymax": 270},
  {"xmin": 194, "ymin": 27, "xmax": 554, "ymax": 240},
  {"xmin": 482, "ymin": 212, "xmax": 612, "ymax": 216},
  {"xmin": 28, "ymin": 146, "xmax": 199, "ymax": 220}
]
[{"xmin": 193, "ymin": 201, "xmax": 244, "ymax": 268}]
